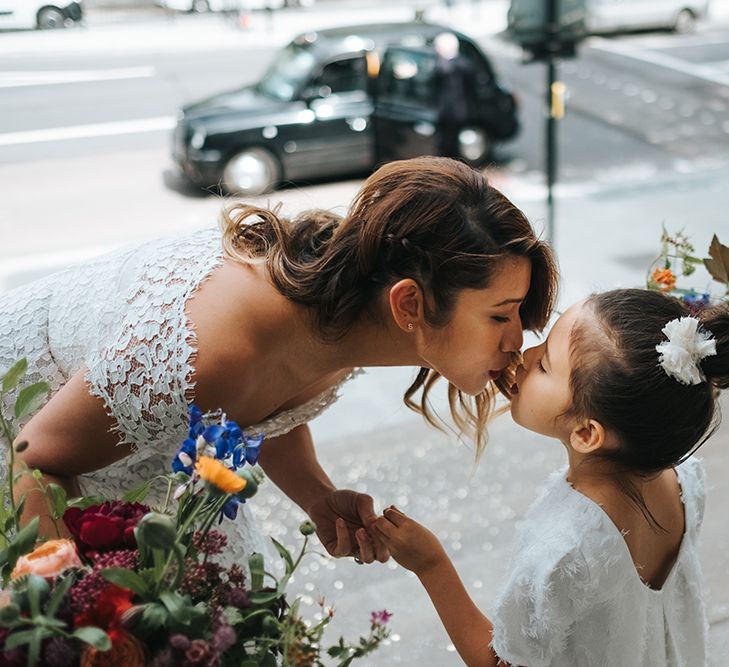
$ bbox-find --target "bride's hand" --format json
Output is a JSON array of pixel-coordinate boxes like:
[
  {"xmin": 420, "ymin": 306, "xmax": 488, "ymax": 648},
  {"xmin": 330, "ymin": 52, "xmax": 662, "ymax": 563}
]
[{"xmin": 307, "ymin": 489, "xmax": 390, "ymax": 564}]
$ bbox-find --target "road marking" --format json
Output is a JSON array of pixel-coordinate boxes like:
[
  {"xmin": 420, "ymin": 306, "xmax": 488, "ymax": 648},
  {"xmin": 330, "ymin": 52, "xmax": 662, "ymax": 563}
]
[
  {"xmin": 0, "ymin": 116, "xmax": 176, "ymax": 146},
  {"xmin": 0, "ymin": 66, "xmax": 156, "ymax": 88},
  {"xmin": 589, "ymin": 36, "xmax": 729, "ymax": 87}
]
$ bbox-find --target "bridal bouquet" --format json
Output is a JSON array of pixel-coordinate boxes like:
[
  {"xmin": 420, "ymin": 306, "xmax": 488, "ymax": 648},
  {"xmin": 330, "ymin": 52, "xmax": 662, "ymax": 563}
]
[
  {"xmin": 647, "ymin": 228, "xmax": 729, "ymax": 309},
  {"xmin": 0, "ymin": 360, "xmax": 390, "ymax": 666}
]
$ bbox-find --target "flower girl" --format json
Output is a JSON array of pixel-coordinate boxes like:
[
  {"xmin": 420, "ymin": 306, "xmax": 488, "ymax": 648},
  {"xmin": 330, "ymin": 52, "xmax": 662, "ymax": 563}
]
[{"xmin": 376, "ymin": 288, "xmax": 728, "ymax": 667}]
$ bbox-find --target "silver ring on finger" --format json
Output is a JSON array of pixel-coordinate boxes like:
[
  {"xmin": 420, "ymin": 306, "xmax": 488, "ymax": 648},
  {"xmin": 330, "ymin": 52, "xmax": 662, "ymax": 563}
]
[{"xmin": 354, "ymin": 555, "xmax": 364, "ymax": 564}]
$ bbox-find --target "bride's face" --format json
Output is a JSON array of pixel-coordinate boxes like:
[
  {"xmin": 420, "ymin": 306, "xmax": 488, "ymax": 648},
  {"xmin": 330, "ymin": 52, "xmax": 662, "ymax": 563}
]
[{"xmin": 418, "ymin": 257, "xmax": 531, "ymax": 395}]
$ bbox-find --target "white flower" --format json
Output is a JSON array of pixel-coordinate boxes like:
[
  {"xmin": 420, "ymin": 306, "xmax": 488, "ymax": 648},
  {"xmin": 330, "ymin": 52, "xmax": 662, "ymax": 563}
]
[{"xmin": 656, "ymin": 317, "xmax": 716, "ymax": 385}]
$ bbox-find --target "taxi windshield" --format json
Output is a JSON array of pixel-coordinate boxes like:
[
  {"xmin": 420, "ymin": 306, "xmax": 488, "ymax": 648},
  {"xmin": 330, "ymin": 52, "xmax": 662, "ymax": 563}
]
[{"xmin": 257, "ymin": 42, "xmax": 317, "ymax": 101}]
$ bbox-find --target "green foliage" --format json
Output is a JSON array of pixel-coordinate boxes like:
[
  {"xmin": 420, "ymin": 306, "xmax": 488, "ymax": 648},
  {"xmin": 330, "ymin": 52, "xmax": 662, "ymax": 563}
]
[{"xmin": 0, "ymin": 358, "xmax": 391, "ymax": 666}]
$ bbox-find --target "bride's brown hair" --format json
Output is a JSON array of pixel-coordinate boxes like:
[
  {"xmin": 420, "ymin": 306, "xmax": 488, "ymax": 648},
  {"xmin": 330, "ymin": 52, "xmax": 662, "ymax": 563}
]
[{"xmin": 220, "ymin": 156, "xmax": 558, "ymax": 457}]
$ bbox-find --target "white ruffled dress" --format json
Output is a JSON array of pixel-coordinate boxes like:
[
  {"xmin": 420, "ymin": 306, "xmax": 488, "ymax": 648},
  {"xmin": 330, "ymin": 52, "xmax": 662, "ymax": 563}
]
[{"xmin": 490, "ymin": 456, "xmax": 708, "ymax": 667}]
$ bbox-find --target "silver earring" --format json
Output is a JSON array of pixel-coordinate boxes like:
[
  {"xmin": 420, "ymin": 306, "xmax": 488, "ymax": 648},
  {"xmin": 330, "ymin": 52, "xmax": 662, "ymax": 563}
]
[{"xmin": 407, "ymin": 323, "xmax": 414, "ymax": 331}]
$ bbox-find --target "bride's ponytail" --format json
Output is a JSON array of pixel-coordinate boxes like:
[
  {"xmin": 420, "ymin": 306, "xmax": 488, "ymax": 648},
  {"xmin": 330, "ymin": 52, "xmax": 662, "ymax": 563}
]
[{"xmin": 219, "ymin": 202, "xmax": 342, "ymax": 272}]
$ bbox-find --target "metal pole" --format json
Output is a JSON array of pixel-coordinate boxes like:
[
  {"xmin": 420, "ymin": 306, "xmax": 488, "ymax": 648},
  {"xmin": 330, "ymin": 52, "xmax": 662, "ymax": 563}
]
[{"xmin": 545, "ymin": 0, "xmax": 558, "ymax": 244}]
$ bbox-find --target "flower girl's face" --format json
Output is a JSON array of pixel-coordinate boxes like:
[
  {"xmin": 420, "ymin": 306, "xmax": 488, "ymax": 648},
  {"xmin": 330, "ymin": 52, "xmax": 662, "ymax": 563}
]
[{"xmin": 509, "ymin": 301, "xmax": 586, "ymax": 438}]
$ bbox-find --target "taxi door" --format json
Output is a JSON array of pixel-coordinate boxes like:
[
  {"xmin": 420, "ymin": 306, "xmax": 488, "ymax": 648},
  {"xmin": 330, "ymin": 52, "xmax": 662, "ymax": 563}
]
[{"xmin": 370, "ymin": 46, "xmax": 440, "ymax": 165}]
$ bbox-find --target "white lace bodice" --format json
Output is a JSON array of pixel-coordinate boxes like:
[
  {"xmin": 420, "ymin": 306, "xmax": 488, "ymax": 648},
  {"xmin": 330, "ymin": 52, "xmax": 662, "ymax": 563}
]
[{"xmin": 0, "ymin": 226, "xmax": 358, "ymax": 564}]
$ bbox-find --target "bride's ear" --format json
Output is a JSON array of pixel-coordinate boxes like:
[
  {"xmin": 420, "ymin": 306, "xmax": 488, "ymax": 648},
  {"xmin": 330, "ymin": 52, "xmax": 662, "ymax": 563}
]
[{"xmin": 388, "ymin": 279, "xmax": 423, "ymax": 333}]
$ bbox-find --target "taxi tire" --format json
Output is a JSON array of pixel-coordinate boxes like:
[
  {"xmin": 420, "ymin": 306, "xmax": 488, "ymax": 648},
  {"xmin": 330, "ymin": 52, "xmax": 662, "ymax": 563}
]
[
  {"xmin": 37, "ymin": 6, "xmax": 66, "ymax": 28},
  {"xmin": 222, "ymin": 147, "xmax": 281, "ymax": 196},
  {"xmin": 673, "ymin": 9, "xmax": 696, "ymax": 34}
]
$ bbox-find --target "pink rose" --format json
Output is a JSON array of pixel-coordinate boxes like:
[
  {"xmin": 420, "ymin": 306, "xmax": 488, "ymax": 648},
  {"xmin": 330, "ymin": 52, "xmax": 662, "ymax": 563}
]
[{"xmin": 11, "ymin": 538, "xmax": 83, "ymax": 580}]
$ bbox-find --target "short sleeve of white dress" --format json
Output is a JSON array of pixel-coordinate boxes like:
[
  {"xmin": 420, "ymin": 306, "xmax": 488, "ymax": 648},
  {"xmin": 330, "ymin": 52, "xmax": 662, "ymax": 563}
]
[{"xmin": 491, "ymin": 542, "xmax": 590, "ymax": 667}]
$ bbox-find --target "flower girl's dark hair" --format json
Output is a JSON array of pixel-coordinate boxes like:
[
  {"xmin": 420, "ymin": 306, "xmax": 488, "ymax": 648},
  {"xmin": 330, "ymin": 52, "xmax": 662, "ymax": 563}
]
[
  {"xmin": 218, "ymin": 156, "xmax": 558, "ymax": 458},
  {"xmin": 568, "ymin": 288, "xmax": 729, "ymax": 528}
]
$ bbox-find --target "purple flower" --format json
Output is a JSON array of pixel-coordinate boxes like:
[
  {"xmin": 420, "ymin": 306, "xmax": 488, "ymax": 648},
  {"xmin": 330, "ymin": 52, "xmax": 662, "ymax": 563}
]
[
  {"xmin": 228, "ymin": 587, "xmax": 250, "ymax": 609},
  {"xmin": 370, "ymin": 609, "xmax": 393, "ymax": 625},
  {"xmin": 212, "ymin": 624, "xmax": 236, "ymax": 652},
  {"xmin": 169, "ymin": 634, "xmax": 192, "ymax": 652}
]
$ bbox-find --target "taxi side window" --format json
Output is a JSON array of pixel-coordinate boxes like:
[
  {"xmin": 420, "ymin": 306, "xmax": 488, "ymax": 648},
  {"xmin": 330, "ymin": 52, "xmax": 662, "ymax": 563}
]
[
  {"xmin": 315, "ymin": 57, "xmax": 368, "ymax": 95},
  {"xmin": 378, "ymin": 50, "xmax": 437, "ymax": 107}
]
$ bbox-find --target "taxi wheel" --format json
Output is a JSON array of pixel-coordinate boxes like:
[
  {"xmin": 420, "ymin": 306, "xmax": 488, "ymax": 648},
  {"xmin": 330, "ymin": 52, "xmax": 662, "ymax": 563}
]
[
  {"xmin": 673, "ymin": 9, "xmax": 696, "ymax": 34},
  {"xmin": 222, "ymin": 148, "xmax": 281, "ymax": 196},
  {"xmin": 458, "ymin": 127, "xmax": 491, "ymax": 167},
  {"xmin": 37, "ymin": 6, "xmax": 66, "ymax": 28}
]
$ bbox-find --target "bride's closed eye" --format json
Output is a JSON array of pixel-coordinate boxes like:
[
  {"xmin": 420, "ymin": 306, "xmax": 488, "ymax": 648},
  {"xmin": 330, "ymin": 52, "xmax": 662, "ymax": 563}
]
[{"xmin": 491, "ymin": 316, "xmax": 510, "ymax": 323}]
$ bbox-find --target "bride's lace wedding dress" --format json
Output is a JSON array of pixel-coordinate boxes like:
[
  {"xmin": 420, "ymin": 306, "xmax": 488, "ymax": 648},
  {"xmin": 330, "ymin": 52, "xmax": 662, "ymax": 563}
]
[{"xmin": 0, "ymin": 226, "xmax": 358, "ymax": 564}]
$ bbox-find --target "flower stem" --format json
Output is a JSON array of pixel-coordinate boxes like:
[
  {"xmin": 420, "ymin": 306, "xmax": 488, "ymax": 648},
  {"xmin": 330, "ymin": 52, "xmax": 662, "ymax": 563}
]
[{"xmin": 0, "ymin": 407, "xmax": 20, "ymax": 535}]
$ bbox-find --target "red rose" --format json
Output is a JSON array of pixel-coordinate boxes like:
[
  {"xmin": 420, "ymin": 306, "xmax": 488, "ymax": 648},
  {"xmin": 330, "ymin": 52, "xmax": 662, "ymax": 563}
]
[{"xmin": 64, "ymin": 501, "xmax": 150, "ymax": 555}]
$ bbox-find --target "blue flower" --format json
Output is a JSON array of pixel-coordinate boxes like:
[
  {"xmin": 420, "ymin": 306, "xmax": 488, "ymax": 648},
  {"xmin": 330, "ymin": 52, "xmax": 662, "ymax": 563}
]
[
  {"xmin": 188, "ymin": 405, "xmax": 205, "ymax": 439},
  {"xmin": 232, "ymin": 433, "xmax": 264, "ymax": 467},
  {"xmin": 221, "ymin": 497, "xmax": 240, "ymax": 521},
  {"xmin": 683, "ymin": 291, "xmax": 711, "ymax": 314},
  {"xmin": 177, "ymin": 405, "xmax": 265, "ymax": 476},
  {"xmin": 172, "ymin": 437, "xmax": 197, "ymax": 475}
]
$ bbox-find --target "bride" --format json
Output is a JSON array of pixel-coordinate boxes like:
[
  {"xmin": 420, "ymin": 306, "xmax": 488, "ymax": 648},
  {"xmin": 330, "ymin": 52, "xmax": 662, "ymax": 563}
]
[{"xmin": 1, "ymin": 156, "xmax": 557, "ymax": 566}]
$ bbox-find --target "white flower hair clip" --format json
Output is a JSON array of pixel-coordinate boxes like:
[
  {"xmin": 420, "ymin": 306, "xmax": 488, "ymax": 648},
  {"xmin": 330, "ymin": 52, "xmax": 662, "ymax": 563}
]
[{"xmin": 656, "ymin": 316, "xmax": 717, "ymax": 385}]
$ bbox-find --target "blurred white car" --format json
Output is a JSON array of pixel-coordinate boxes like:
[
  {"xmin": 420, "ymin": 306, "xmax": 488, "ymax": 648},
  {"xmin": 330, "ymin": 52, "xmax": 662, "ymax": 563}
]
[
  {"xmin": 0, "ymin": 0, "xmax": 83, "ymax": 29},
  {"xmin": 586, "ymin": 0, "xmax": 710, "ymax": 34},
  {"xmin": 157, "ymin": 0, "xmax": 312, "ymax": 13}
]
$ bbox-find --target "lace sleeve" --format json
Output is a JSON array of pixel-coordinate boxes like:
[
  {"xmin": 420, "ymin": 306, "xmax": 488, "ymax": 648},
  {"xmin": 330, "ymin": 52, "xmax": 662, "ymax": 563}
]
[{"xmin": 84, "ymin": 234, "xmax": 223, "ymax": 463}]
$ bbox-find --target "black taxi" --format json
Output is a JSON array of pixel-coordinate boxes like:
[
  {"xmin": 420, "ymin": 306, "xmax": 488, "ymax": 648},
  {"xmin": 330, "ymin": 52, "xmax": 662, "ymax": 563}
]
[{"xmin": 172, "ymin": 20, "xmax": 519, "ymax": 196}]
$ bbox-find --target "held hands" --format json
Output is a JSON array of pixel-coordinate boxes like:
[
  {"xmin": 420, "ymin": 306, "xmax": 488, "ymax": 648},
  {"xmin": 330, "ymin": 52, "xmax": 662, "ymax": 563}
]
[
  {"xmin": 374, "ymin": 506, "xmax": 448, "ymax": 576},
  {"xmin": 307, "ymin": 489, "xmax": 390, "ymax": 564}
]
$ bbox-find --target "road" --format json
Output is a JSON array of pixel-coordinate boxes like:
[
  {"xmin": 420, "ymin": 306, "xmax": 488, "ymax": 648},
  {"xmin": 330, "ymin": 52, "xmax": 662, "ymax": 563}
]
[{"xmin": 2, "ymin": 4, "xmax": 729, "ymax": 279}]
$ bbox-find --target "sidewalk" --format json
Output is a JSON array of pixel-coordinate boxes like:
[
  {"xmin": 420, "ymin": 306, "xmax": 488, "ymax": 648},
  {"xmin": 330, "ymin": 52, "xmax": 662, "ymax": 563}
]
[{"xmin": 257, "ymin": 162, "xmax": 729, "ymax": 665}]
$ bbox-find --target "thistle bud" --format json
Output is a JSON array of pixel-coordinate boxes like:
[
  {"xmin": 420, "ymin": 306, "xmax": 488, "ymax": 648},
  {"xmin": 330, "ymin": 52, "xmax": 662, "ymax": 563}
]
[
  {"xmin": 299, "ymin": 520, "xmax": 316, "ymax": 536},
  {"xmin": 135, "ymin": 512, "xmax": 177, "ymax": 551},
  {"xmin": 235, "ymin": 469, "xmax": 259, "ymax": 500}
]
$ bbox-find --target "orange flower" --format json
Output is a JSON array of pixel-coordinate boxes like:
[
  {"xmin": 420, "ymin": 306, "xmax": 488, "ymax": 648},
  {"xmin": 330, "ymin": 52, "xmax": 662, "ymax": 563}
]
[
  {"xmin": 11, "ymin": 538, "xmax": 82, "ymax": 580},
  {"xmin": 195, "ymin": 456, "xmax": 246, "ymax": 494},
  {"xmin": 652, "ymin": 267, "xmax": 677, "ymax": 292},
  {"xmin": 79, "ymin": 632, "xmax": 145, "ymax": 667}
]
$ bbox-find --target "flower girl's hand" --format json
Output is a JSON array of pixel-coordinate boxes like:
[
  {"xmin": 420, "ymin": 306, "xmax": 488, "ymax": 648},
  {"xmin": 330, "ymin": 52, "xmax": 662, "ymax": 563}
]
[
  {"xmin": 374, "ymin": 507, "xmax": 447, "ymax": 576},
  {"xmin": 307, "ymin": 489, "xmax": 390, "ymax": 563}
]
